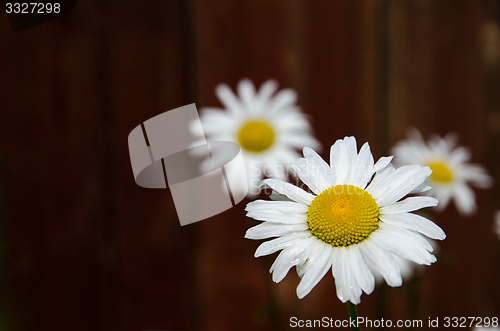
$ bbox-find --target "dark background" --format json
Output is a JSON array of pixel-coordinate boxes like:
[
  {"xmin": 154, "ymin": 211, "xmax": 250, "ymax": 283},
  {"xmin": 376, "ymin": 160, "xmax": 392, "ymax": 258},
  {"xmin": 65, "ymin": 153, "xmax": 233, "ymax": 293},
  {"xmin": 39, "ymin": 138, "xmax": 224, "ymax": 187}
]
[{"xmin": 0, "ymin": 1, "xmax": 499, "ymax": 330}]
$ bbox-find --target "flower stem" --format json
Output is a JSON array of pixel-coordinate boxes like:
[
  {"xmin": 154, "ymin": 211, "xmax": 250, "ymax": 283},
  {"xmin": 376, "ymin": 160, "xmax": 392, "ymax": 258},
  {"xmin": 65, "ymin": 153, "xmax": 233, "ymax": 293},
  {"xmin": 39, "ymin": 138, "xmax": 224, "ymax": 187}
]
[
  {"xmin": 260, "ymin": 256, "xmax": 284, "ymax": 331},
  {"xmin": 346, "ymin": 301, "xmax": 361, "ymax": 331}
]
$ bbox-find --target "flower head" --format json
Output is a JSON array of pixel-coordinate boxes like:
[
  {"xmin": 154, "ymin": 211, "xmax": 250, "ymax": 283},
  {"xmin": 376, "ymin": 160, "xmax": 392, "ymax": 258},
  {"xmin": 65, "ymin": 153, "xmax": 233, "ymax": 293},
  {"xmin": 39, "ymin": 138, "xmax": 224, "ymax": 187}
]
[
  {"xmin": 245, "ymin": 137, "xmax": 446, "ymax": 304},
  {"xmin": 392, "ymin": 129, "xmax": 493, "ymax": 216},
  {"xmin": 199, "ymin": 79, "xmax": 320, "ymax": 195}
]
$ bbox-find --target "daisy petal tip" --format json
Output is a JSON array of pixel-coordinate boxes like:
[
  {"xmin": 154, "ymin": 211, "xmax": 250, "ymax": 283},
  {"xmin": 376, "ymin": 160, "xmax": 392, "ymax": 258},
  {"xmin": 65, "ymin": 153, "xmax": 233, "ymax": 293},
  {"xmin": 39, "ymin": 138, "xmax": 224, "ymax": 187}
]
[
  {"xmin": 336, "ymin": 293, "xmax": 347, "ymax": 303},
  {"xmin": 215, "ymin": 83, "xmax": 230, "ymax": 94},
  {"xmin": 391, "ymin": 280, "xmax": 403, "ymax": 288},
  {"xmin": 421, "ymin": 185, "xmax": 432, "ymax": 193},
  {"xmin": 361, "ymin": 141, "xmax": 371, "ymax": 151},
  {"xmin": 245, "ymin": 200, "xmax": 262, "ymax": 211},
  {"xmin": 272, "ymin": 273, "xmax": 286, "ymax": 283},
  {"xmin": 385, "ymin": 275, "xmax": 403, "ymax": 288},
  {"xmin": 254, "ymin": 245, "xmax": 266, "ymax": 258},
  {"xmin": 302, "ymin": 146, "xmax": 314, "ymax": 155},
  {"xmin": 422, "ymin": 255, "xmax": 437, "ymax": 266},
  {"xmin": 349, "ymin": 297, "xmax": 361, "ymax": 305},
  {"xmin": 244, "ymin": 229, "xmax": 257, "ymax": 240},
  {"xmin": 265, "ymin": 78, "xmax": 278, "ymax": 86},
  {"xmin": 296, "ymin": 288, "xmax": 307, "ymax": 300},
  {"xmin": 239, "ymin": 78, "xmax": 252, "ymax": 86},
  {"xmin": 422, "ymin": 165, "xmax": 433, "ymax": 175},
  {"xmin": 344, "ymin": 136, "xmax": 356, "ymax": 142}
]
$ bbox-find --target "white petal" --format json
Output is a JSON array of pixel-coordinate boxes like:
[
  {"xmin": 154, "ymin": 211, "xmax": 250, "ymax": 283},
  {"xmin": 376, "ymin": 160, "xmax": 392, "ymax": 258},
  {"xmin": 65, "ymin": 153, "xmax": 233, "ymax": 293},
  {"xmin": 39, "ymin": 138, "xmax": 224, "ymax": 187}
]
[
  {"xmin": 371, "ymin": 225, "xmax": 437, "ymax": 265},
  {"xmin": 364, "ymin": 164, "xmax": 396, "ymax": 198},
  {"xmin": 200, "ymin": 110, "xmax": 239, "ymax": 135},
  {"xmin": 269, "ymin": 88, "xmax": 297, "ymax": 114},
  {"xmin": 290, "ymin": 157, "xmax": 331, "ymax": 195},
  {"xmin": 433, "ymin": 189, "xmax": 452, "ymax": 211},
  {"xmin": 380, "ymin": 196, "xmax": 438, "ymax": 214},
  {"xmin": 370, "ymin": 165, "xmax": 432, "ymax": 207},
  {"xmin": 449, "ymin": 146, "xmax": 470, "ymax": 164},
  {"xmin": 245, "ymin": 222, "xmax": 309, "ymax": 240},
  {"xmin": 358, "ymin": 239, "xmax": 403, "ymax": 287},
  {"xmin": 348, "ymin": 245, "xmax": 375, "ymax": 296},
  {"xmin": 246, "ymin": 210, "xmax": 306, "ymax": 224},
  {"xmin": 303, "ymin": 147, "xmax": 330, "ymax": 170},
  {"xmin": 296, "ymin": 241, "xmax": 333, "ymax": 299},
  {"xmin": 215, "ymin": 84, "xmax": 243, "ymax": 115},
  {"xmin": 262, "ymin": 179, "xmax": 315, "ymax": 205},
  {"xmin": 350, "ymin": 142, "xmax": 375, "ymax": 188},
  {"xmin": 331, "ymin": 248, "xmax": 353, "ymax": 303},
  {"xmin": 453, "ymin": 184, "xmax": 476, "ymax": 216},
  {"xmin": 255, "ymin": 80, "xmax": 278, "ymax": 109},
  {"xmin": 246, "ymin": 200, "xmax": 309, "ymax": 214},
  {"xmin": 269, "ymin": 190, "xmax": 293, "ymax": 202},
  {"xmin": 275, "ymin": 111, "xmax": 313, "ymax": 132},
  {"xmin": 410, "ymin": 182, "xmax": 432, "ymax": 194},
  {"xmin": 373, "ymin": 156, "xmax": 393, "ymax": 173},
  {"xmin": 237, "ymin": 79, "xmax": 257, "ymax": 109},
  {"xmin": 330, "ymin": 137, "xmax": 358, "ymax": 185},
  {"xmin": 461, "ymin": 165, "xmax": 493, "ymax": 188},
  {"xmin": 271, "ymin": 243, "xmax": 309, "ymax": 282},
  {"xmin": 331, "ymin": 247, "xmax": 362, "ymax": 304},
  {"xmin": 279, "ymin": 132, "xmax": 321, "ymax": 150},
  {"xmin": 380, "ymin": 213, "xmax": 446, "ymax": 240},
  {"xmin": 254, "ymin": 232, "xmax": 311, "ymax": 257}
]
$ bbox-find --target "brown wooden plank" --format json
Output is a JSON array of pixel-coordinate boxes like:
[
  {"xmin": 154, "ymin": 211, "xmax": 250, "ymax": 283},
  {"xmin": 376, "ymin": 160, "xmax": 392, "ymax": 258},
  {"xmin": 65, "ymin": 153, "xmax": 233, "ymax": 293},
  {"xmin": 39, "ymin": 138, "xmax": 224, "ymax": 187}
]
[
  {"xmin": 0, "ymin": 0, "xmax": 193, "ymax": 330},
  {"xmin": 0, "ymin": 3, "xmax": 106, "ymax": 330}
]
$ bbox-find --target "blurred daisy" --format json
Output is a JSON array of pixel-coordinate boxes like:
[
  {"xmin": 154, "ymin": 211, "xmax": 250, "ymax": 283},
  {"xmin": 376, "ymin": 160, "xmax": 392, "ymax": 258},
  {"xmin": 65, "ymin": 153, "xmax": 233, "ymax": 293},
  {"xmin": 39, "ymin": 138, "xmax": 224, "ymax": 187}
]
[
  {"xmin": 494, "ymin": 211, "xmax": 500, "ymax": 240},
  {"xmin": 199, "ymin": 79, "xmax": 320, "ymax": 195},
  {"xmin": 245, "ymin": 137, "xmax": 446, "ymax": 304},
  {"xmin": 392, "ymin": 129, "xmax": 493, "ymax": 216}
]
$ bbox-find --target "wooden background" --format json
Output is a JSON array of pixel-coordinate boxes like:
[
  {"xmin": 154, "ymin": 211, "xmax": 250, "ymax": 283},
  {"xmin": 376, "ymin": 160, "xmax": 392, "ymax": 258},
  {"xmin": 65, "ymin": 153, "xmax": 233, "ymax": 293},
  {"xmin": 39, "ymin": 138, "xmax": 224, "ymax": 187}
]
[{"xmin": 0, "ymin": 0, "xmax": 499, "ymax": 330}]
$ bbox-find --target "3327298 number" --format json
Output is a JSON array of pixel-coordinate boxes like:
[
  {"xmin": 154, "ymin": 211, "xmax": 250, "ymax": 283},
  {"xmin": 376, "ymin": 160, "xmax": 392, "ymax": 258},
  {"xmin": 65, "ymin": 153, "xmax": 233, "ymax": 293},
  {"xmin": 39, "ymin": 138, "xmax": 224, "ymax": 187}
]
[
  {"xmin": 5, "ymin": 3, "xmax": 61, "ymax": 14},
  {"xmin": 443, "ymin": 316, "xmax": 499, "ymax": 328}
]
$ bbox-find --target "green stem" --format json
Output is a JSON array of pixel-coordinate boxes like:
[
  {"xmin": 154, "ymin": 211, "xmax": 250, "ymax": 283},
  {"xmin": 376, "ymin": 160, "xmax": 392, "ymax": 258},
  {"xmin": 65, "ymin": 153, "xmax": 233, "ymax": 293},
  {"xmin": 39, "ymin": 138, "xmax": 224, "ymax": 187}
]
[
  {"xmin": 260, "ymin": 256, "xmax": 284, "ymax": 331},
  {"xmin": 346, "ymin": 301, "xmax": 361, "ymax": 331}
]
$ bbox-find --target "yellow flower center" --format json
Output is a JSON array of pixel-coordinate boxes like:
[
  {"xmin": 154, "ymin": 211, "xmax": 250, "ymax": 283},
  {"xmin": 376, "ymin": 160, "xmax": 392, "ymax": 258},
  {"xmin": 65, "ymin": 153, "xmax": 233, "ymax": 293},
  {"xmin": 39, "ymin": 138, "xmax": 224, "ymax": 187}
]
[
  {"xmin": 426, "ymin": 161, "xmax": 453, "ymax": 184},
  {"xmin": 237, "ymin": 120, "xmax": 275, "ymax": 153},
  {"xmin": 307, "ymin": 185, "xmax": 379, "ymax": 247}
]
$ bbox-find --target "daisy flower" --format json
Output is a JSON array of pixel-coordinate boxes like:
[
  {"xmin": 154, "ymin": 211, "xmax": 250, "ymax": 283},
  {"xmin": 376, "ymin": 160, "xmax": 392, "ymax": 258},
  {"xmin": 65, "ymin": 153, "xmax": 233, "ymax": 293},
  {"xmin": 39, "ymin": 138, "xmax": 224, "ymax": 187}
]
[
  {"xmin": 391, "ymin": 129, "xmax": 493, "ymax": 216},
  {"xmin": 245, "ymin": 137, "xmax": 446, "ymax": 304},
  {"xmin": 199, "ymin": 79, "xmax": 320, "ymax": 195}
]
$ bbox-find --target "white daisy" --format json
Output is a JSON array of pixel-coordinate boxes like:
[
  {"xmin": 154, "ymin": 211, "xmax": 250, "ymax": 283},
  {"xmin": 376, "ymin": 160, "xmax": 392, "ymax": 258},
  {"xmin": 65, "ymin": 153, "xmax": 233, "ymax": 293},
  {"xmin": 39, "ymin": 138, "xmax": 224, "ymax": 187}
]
[
  {"xmin": 392, "ymin": 129, "xmax": 493, "ymax": 216},
  {"xmin": 245, "ymin": 137, "xmax": 446, "ymax": 304},
  {"xmin": 199, "ymin": 79, "xmax": 320, "ymax": 195}
]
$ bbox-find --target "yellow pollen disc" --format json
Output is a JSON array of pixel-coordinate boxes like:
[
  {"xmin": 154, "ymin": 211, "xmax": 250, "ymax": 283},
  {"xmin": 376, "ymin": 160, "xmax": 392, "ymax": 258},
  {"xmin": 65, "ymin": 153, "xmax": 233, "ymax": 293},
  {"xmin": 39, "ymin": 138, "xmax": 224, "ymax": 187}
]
[
  {"xmin": 307, "ymin": 185, "xmax": 379, "ymax": 247},
  {"xmin": 426, "ymin": 161, "xmax": 454, "ymax": 184},
  {"xmin": 237, "ymin": 120, "xmax": 275, "ymax": 153}
]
